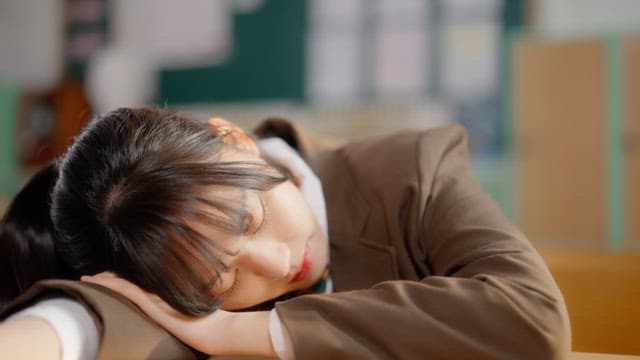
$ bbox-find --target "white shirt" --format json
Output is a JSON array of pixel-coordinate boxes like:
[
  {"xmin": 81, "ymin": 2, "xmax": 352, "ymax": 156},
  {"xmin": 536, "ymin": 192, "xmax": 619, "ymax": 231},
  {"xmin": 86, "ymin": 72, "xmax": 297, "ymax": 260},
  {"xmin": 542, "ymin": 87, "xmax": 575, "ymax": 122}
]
[{"xmin": 6, "ymin": 297, "xmax": 99, "ymax": 360}]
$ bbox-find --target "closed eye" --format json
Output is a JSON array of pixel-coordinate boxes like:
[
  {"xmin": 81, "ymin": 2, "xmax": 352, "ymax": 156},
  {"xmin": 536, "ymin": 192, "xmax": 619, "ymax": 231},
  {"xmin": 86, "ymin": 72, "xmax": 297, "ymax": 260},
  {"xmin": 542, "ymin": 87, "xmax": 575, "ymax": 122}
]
[{"xmin": 221, "ymin": 196, "xmax": 268, "ymax": 299}]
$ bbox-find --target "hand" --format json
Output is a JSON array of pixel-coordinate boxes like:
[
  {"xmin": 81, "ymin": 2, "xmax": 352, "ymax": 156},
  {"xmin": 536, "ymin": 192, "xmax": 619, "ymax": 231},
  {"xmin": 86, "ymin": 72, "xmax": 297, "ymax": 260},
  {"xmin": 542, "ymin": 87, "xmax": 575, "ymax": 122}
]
[
  {"xmin": 208, "ymin": 117, "xmax": 259, "ymax": 155},
  {"xmin": 81, "ymin": 272, "xmax": 275, "ymax": 356}
]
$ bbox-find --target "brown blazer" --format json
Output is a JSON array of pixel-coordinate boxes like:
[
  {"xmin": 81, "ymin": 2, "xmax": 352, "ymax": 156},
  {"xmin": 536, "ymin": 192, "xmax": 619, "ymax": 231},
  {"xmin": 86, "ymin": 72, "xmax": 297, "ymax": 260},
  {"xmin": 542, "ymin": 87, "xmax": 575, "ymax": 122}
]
[{"xmin": 1, "ymin": 120, "xmax": 571, "ymax": 359}]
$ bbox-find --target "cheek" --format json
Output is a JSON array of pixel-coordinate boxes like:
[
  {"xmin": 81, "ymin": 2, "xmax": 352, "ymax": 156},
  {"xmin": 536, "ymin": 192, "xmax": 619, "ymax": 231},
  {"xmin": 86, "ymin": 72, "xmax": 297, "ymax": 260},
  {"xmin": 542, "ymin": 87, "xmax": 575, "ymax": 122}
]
[
  {"xmin": 271, "ymin": 182, "xmax": 316, "ymax": 230},
  {"xmin": 221, "ymin": 273, "xmax": 289, "ymax": 310}
]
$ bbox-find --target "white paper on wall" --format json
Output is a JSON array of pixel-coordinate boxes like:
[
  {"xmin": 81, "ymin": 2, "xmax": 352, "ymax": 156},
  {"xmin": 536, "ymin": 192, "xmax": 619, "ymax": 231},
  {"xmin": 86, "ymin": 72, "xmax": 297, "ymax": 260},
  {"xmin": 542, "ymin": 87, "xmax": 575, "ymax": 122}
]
[
  {"xmin": 86, "ymin": 45, "xmax": 157, "ymax": 113},
  {"xmin": 373, "ymin": 28, "xmax": 430, "ymax": 100},
  {"xmin": 0, "ymin": 0, "xmax": 64, "ymax": 91},
  {"xmin": 307, "ymin": 0, "xmax": 365, "ymax": 104},
  {"xmin": 309, "ymin": 0, "xmax": 364, "ymax": 30},
  {"xmin": 112, "ymin": 0, "xmax": 232, "ymax": 67},
  {"xmin": 373, "ymin": 0, "xmax": 430, "ymax": 100},
  {"xmin": 375, "ymin": 0, "xmax": 429, "ymax": 27},
  {"xmin": 440, "ymin": 0, "xmax": 502, "ymax": 101},
  {"xmin": 307, "ymin": 32, "xmax": 363, "ymax": 104},
  {"xmin": 441, "ymin": 22, "xmax": 500, "ymax": 100},
  {"xmin": 537, "ymin": 0, "xmax": 640, "ymax": 36}
]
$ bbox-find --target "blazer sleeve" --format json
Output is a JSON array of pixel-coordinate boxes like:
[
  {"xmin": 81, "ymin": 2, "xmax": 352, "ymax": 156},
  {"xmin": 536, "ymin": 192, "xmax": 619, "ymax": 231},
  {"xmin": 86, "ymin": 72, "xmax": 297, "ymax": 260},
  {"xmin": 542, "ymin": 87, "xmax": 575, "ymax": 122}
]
[
  {"xmin": 274, "ymin": 126, "xmax": 571, "ymax": 359},
  {"xmin": 0, "ymin": 279, "xmax": 199, "ymax": 360}
]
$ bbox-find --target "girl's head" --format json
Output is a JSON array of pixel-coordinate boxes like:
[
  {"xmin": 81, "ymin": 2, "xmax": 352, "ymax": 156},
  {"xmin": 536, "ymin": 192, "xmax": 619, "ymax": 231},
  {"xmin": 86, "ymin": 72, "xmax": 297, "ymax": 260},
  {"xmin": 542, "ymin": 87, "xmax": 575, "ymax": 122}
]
[
  {"xmin": 52, "ymin": 108, "xmax": 328, "ymax": 315},
  {"xmin": 0, "ymin": 162, "xmax": 77, "ymax": 303}
]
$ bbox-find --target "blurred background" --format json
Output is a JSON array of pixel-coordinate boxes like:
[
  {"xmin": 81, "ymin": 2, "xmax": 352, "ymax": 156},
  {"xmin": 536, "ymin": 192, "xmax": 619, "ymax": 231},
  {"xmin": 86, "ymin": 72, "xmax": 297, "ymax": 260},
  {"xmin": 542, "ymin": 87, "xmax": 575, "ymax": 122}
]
[{"xmin": 0, "ymin": 0, "xmax": 638, "ymax": 355}]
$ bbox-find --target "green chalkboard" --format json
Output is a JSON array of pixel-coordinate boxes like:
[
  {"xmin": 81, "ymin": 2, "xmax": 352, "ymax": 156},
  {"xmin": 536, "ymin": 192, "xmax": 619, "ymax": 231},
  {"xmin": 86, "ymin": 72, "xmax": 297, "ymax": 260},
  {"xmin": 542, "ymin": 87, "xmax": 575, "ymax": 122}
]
[
  {"xmin": 159, "ymin": 0, "xmax": 307, "ymax": 104},
  {"xmin": 0, "ymin": 85, "xmax": 20, "ymax": 196}
]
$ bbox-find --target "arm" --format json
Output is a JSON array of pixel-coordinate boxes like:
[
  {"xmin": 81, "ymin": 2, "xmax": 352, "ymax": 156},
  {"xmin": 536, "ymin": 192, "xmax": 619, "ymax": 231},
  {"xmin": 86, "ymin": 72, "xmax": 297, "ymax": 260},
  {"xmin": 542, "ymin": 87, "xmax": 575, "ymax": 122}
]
[
  {"xmin": 274, "ymin": 126, "xmax": 571, "ymax": 359},
  {"xmin": 0, "ymin": 279, "xmax": 199, "ymax": 359},
  {"xmin": 0, "ymin": 297, "xmax": 99, "ymax": 360},
  {"xmin": 81, "ymin": 272, "xmax": 277, "ymax": 358},
  {"xmin": 0, "ymin": 316, "xmax": 61, "ymax": 359}
]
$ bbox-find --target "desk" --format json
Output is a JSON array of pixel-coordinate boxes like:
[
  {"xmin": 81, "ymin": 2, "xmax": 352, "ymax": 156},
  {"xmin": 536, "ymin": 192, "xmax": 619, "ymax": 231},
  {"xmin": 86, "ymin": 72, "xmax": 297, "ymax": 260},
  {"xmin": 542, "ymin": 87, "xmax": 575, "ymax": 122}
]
[
  {"xmin": 571, "ymin": 352, "xmax": 640, "ymax": 359},
  {"xmin": 540, "ymin": 249, "xmax": 640, "ymax": 354}
]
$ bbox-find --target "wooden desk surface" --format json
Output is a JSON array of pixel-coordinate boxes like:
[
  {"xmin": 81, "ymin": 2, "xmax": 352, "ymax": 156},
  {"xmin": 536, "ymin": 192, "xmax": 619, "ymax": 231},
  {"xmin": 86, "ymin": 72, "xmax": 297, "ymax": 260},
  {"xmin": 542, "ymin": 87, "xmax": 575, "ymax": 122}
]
[
  {"xmin": 571, "ymin": 352, "xmax": 640, "ymax": 359},
  {"xmin": 540, "ymin": 249, "xmax": 640, "ymax": 354}
]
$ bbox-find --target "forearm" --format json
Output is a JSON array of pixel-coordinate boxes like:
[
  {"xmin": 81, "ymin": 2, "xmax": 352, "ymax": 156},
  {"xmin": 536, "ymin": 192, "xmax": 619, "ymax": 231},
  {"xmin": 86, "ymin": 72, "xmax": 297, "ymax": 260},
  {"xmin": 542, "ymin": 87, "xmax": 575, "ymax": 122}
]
[
  {"xmin": 217, "ymin": 311, "xmax": 276, "ymax": 358},
  {"xmin": 143, "ymin": 306, "xmax": 277, "ymax": 357},
  {"xmin": 111, "ymin": 301, "xmax": 277, "ymax": 357},
  {"xmin": 275, "ymin": 275, "xmax": 569, "ymax": 359},
  {"xmin": 0, "ymin": 316, "xmax": 61, "ymax": 359}
]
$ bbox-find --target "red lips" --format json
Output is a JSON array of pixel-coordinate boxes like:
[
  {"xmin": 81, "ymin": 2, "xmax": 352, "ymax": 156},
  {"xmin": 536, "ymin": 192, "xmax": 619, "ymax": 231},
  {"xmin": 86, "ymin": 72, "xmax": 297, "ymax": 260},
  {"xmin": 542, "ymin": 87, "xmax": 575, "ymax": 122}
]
[{"xmin": 290, "ymin": 243, "xmax": 312, "ymax": 283}]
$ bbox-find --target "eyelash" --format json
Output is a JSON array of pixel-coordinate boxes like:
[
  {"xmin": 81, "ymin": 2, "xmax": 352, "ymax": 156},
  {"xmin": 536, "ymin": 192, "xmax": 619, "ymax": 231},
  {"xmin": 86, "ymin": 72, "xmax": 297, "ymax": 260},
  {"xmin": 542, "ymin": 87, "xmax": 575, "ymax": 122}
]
[{"xmin": 225, "ymin": 198, "xmax": 268, "ymax": 298}]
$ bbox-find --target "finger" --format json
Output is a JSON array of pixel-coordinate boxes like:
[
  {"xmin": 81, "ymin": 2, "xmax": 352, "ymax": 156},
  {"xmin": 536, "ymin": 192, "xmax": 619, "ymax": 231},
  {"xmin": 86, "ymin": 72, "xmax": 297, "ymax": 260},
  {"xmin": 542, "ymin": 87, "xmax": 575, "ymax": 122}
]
[
  {"xmin": 208, "ymin": 118, "xmax": 259, "ymax": 155},
  {"xmin": 208, "ymin": 117, "xmax": 231, "ymax": 127},
  {"xmin": 208, "ymin": 117, "xmax": 235, "ymax": 136},
  {"xmin": 230, "ymin": 133, "xmax": 259, "ymax": 154},
  {"xmin": 82, "ymin": 271, "xmax": 117, "ymax": 280}
]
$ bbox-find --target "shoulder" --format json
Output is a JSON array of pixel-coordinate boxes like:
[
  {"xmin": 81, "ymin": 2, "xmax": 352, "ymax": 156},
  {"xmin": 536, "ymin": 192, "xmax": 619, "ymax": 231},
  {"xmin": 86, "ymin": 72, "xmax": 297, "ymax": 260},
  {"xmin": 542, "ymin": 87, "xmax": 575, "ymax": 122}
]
[
  {"xmin": 348, "ymin": 124, "xmax": 467, "ymax": 150},
  {"xmin": 0, "ymin": 279, "xmax": 197, "ymax": 359},
  {"xmin": 342, "ymin": 124, "xmax": 468, "ymax": 167},
  {"xmin": 338, "ymin": 125, "xmax": 470, "ymax": 195}
]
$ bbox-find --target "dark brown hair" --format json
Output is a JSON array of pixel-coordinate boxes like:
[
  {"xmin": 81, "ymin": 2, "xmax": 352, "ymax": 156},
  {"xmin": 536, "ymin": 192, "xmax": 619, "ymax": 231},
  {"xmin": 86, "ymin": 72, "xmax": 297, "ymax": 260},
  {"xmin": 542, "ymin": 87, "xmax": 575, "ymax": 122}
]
[
  {"xmin": 52, "ymin": 108, "xmax": 286, "ymax": 315},
  {"xmin": 0, "ymin": 162, "xmax": 77, "ymax": 304}
]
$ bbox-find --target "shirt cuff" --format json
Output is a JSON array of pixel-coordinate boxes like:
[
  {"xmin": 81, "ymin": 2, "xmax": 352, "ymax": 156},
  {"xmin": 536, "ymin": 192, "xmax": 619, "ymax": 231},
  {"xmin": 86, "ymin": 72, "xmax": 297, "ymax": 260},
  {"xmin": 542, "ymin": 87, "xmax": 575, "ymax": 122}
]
[
  {"xmin": 269, "ymin": 309, "xmax": 295, "ymax": 360},
  {"xmin": 6, "ymin": 297, "xmax": 100, "ymax": 360}
]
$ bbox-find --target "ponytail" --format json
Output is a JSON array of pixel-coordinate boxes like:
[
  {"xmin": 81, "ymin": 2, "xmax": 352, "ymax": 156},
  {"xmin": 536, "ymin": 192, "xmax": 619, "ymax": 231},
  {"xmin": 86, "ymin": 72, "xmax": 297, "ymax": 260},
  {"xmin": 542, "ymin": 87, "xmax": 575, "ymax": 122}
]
[{"xmin": 0, "ymin": 162, "xmax": 75, "ymax": 303}]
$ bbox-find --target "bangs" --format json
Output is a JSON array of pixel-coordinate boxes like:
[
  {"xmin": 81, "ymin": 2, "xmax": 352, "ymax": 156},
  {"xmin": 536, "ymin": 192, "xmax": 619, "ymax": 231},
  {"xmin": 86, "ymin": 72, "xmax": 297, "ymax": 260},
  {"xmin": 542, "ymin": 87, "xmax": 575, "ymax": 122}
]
[{"xmin": 109, "ymin": 160, "xmax": 286, "ymax": 315}]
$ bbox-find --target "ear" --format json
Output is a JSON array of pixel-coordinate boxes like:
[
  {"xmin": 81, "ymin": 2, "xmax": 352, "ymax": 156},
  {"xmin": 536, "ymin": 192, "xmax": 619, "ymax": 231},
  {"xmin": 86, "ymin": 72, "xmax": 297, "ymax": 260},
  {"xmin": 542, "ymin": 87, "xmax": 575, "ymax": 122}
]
[{"xmin": 208, "ymin": 118, "xmax": 259, "ymax": 155}]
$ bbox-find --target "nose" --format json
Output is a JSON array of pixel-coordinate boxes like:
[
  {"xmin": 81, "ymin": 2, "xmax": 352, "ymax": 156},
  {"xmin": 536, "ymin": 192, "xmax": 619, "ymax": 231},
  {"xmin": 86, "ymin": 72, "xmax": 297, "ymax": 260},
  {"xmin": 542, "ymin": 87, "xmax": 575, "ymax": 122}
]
[{"xmin": 242, "ymin": 240, "xmax": 291, "ymax": 279}]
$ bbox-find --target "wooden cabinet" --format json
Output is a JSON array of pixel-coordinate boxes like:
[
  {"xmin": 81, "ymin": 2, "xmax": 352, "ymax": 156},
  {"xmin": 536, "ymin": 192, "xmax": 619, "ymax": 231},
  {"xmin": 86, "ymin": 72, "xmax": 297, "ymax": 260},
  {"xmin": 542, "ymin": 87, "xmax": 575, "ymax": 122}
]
[{"xmin": 511, "ymin": 35, "xmax": 639, "ymax": 249}]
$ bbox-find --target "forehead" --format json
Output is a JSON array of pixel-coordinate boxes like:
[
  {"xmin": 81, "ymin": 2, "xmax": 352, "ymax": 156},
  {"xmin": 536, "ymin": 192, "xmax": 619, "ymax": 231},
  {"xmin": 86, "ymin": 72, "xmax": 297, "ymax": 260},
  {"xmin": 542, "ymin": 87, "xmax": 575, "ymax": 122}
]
[
  {"xmin": 185, "ymin": 149, "xmax": 270, "ymax": 253},
  {"xmin": 188, "ymin": 186, "xmax": 263, "ymax": 250}
]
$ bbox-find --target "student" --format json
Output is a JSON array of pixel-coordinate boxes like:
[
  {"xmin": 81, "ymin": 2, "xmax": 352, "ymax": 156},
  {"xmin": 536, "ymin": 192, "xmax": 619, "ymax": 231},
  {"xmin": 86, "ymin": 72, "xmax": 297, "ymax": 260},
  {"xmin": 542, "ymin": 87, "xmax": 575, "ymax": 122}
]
[{"xmin": 0, "ymin": 107, "xmax": 571, "ymax": 359}]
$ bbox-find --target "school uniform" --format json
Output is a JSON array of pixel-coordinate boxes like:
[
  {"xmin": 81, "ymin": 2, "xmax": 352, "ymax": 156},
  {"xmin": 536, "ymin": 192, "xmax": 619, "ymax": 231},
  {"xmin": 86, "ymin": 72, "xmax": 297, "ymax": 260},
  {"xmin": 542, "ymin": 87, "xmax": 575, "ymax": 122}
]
[{"xmin": 0, "ymin": 119, "xmax": 571, "ymax": 359}]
